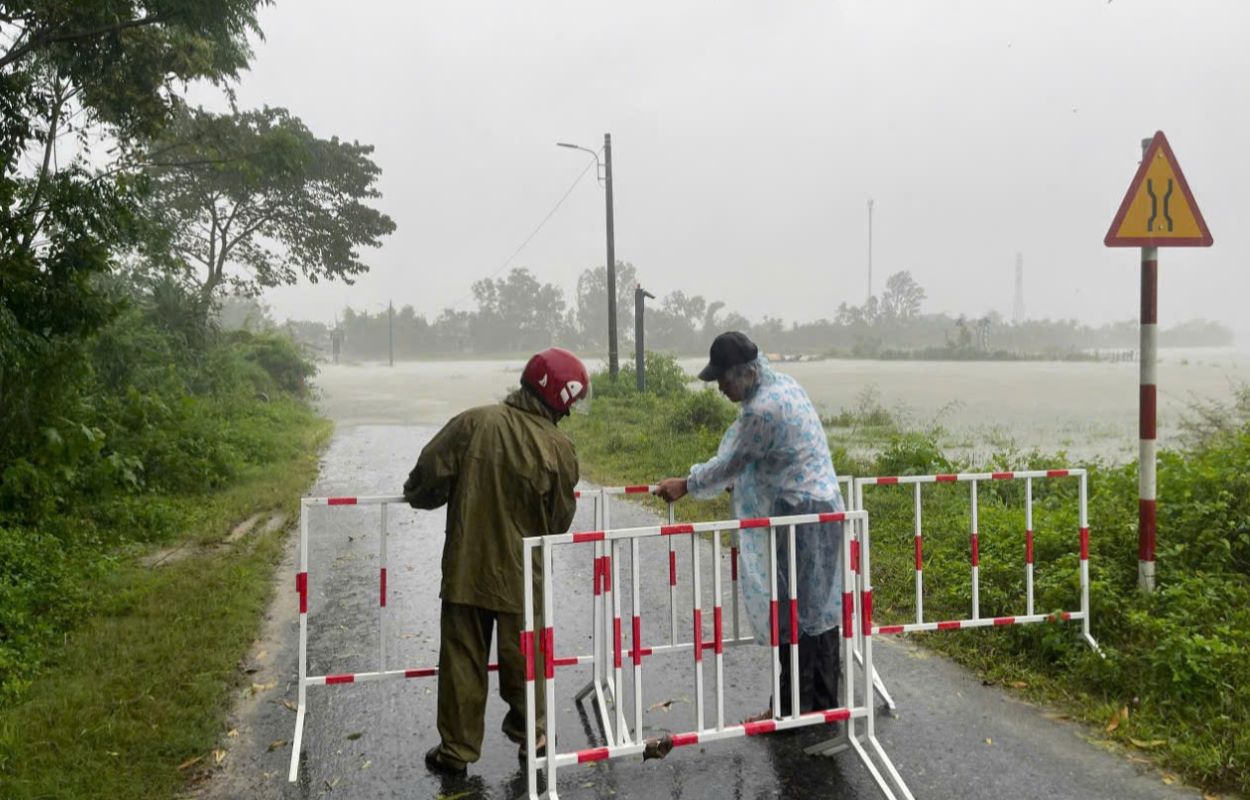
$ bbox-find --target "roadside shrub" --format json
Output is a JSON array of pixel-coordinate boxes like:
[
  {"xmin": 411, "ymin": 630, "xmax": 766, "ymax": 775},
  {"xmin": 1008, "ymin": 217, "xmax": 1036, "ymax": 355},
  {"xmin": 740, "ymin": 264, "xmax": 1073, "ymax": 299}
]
[{"xmin": 667, "ymin": 388, "xmax": 735, "ymax": 434}]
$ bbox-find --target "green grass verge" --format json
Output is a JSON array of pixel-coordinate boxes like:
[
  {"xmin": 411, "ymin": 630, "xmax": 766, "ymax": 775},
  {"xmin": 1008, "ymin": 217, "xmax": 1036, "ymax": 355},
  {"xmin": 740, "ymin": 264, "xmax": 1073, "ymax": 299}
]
[
  {"xmin": 0, "ymin": 411, "xmax": 330, "ymax": 799},
  {"xmin": 566, "ymin": 363, "xmax": 1250, "ymax": 797}
]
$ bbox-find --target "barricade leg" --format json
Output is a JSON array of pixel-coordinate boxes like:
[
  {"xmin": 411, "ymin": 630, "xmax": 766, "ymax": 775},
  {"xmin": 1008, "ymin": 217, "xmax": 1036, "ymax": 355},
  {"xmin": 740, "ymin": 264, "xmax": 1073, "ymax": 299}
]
[
  {"xmin": 691, "ymin": 530, "xmax": 705, "ymax": 732},
  {"xmin": 523, "ymin": 540, "xmax": 539, "ymax": 799},
  {"xmin": 970, "ymin": 480, "xmax": 980, "ymax": 622},
  {"xmin": 542, "ymin": 539, "xmax": 560, "ymax": 797},
  {"xmin": 631, "ymin": 536, "xmax": 644, "ymax": 737},
  {"xmin": 849, "ymin": 479, "xmax": 896, "ymax": 712},
  {"xmin": 712, "ymin": 528, "xmax": 726, "ymax": 730},
  {"xmin": 1025, "ymin": 478, "xmax": 1035, "ymax": 617},
  {"xmin": 786, "ymin": 523, "xmax": 800, "ymax": 719},
  {"xmin": 859, "ymin": 515, "xmax": 915, "ymax": 800},
  {"xmin": 668, "ymin": 503, "xmax": 678, "ymax": 645},
  {"xmin": 574, "ymin": 495, "xmax": 615, "ymax": 746},
  {"xmin": 288, "ymin": 499, "xmax": 309, "ymax": 783},
  {"xmin": 1079, "ymin": 474, "xmax": 1102, "ymax": 654},
  {"xmin": 768, "ymin": 525, "xmax": 781, "ymax": 717}
]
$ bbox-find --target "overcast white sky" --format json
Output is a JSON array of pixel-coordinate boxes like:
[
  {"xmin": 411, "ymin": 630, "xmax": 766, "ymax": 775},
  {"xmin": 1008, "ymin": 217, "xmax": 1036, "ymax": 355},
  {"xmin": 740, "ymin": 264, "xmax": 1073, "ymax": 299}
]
[{"xmin": 197, "ymin": 0, "xmax": 1250, "ymax": 339}]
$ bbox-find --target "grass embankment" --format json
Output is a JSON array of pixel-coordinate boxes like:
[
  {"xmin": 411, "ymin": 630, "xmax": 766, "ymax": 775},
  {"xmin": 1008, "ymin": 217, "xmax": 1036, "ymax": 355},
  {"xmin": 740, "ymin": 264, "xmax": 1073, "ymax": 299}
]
[
  {"xmin": 0, "ymin": 403, "xmax": 329, "ymax": 800},
  {"xmin": 565, "ymin": 354, "xmax": 1250, "ymax": 797},
  {"xmin": 0, "ymin": 288, "xmax": 333, "ymax": 799}
]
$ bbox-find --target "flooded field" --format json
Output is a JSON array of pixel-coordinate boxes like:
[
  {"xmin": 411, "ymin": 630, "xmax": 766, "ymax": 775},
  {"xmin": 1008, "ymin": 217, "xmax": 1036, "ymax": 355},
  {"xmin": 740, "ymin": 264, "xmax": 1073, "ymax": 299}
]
[{"xmin": 313, "ymin": 349, "xmax": 1250, "ymax": 463}]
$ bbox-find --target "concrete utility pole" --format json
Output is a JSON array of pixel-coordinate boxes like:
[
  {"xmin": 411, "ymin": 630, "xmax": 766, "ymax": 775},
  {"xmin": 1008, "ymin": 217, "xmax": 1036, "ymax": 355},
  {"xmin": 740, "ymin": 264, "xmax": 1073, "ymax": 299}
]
[
  {"xmin": 867, "ymin": 198, "xmax": 874, "ymax": 303},
  {"xmin": 634, "ymin": 283, "xmax": 655, "ymax": 391},
  {"xmin": 604, "ymin": 133, "xmax": 619, "ymax": 379},
  {"xmin": 388, "ymin": 300, "xmax": 394, "ymax": 367},
  {"xmin": 557, "ymin": 134, "xmax": 619, "ymax": 379}
]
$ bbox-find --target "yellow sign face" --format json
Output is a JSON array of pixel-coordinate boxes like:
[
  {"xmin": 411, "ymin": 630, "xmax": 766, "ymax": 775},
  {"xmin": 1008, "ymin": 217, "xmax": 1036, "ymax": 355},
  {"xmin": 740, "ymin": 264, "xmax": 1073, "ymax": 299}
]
[{"xmin": 1105, "ymin": 131, "xmax": 1212, "ymax": 247}]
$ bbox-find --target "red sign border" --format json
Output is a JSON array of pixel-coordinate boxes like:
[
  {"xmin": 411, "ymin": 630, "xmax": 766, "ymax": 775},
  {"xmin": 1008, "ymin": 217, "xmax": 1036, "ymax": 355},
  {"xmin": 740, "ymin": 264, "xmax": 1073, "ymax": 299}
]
[{"xmin": 1104, "ymin": 130, "xmax": 1213, "ymax": 247}]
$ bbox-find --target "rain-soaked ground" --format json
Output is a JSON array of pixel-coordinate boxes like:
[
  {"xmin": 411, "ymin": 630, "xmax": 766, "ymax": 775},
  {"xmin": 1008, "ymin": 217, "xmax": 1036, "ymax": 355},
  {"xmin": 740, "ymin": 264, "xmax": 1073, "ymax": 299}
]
[{"xmin": 196, "ymin": 418, "xmax": 1203, "ymax": 800}]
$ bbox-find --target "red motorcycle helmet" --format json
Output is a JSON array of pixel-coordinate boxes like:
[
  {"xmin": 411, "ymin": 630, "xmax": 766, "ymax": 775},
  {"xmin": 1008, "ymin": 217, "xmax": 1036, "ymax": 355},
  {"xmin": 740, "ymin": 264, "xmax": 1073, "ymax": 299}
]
[{"xmin": 522, "ymin": 347, "xmax": 590, "ymax": 414}]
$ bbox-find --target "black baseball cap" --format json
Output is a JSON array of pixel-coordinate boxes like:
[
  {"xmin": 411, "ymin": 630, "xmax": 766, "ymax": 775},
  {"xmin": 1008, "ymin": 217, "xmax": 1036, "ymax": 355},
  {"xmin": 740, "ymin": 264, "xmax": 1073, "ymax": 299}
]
[{"xmin": 698, "ymin": 331, "xmax": 758, "ymax": 381}]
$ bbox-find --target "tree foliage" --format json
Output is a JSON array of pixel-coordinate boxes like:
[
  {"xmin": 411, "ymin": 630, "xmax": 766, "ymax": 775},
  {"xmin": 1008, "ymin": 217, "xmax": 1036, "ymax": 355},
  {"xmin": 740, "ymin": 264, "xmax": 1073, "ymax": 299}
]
[{"xmin": 138, "ymin": 105, "xmax": 396, "ymax": 301}]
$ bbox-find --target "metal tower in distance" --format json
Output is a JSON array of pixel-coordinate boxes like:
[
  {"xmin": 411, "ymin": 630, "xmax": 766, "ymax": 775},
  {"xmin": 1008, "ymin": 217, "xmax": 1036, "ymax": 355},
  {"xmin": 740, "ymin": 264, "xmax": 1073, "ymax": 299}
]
[{"xmin": 1013, "ymin": 252, "xmax": 1025, "ymax": 325}]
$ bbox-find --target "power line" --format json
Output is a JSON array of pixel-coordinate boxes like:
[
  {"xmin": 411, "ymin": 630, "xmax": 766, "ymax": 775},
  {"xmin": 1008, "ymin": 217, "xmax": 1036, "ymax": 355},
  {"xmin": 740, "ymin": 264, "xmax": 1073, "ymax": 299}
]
[{"xmin": 441, "ymin": 151, "xmax": 600, "ymax": 312}]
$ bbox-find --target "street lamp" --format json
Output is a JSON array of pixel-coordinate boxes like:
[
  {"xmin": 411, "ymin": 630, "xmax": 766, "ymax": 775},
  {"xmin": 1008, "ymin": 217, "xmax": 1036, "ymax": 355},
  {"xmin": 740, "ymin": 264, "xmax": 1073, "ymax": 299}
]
[{"xmin": 557, "ymin": 134, "xmax": 618, "ymax": 379}]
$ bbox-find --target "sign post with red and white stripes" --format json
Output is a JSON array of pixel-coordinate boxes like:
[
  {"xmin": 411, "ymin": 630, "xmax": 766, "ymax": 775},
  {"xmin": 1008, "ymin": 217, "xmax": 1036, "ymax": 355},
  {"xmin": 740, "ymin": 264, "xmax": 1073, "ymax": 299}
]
[{"xmin": 1105, "ymin": 130, "xmax": 1213, "ymax": 592}]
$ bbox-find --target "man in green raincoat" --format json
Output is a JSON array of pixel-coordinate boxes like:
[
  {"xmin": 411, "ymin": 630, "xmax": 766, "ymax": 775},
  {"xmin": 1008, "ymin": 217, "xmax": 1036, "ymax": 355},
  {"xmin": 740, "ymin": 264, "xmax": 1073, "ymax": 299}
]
[{"xmin": 404, "ymin": 348, "xmax": 588, "ymax": 776}]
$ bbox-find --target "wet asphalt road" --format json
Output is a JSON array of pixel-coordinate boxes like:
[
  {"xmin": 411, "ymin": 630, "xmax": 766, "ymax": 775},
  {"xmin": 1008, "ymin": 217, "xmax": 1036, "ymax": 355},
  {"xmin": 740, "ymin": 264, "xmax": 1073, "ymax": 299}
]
[{"xmin": 198, "ymin": 423, "xmax": 1202, "ymax": 800}]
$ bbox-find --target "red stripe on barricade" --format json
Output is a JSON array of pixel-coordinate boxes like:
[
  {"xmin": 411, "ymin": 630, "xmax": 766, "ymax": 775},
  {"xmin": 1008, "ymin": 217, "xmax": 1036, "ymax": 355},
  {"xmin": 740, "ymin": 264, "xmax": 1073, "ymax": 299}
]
[
  {"xmin": 937, "ymin": 620, "xmax": 962, "ymax": 630},
  {"xmin": 522, "ymin": 631, "xmax": 535, "ymax": 682},
  {"xmin": 823, "ymin": 708, "xmax": 852, "ymax": 723},
  {"xmin": 1046, "ymin": 469, "xmax": 1069, "ymax": 478},
  {"xmin": 993, "ymin": 617, "xmax": 1015, "ymax": 626},
  {"xmin": 327, "ymin": 497, "xmax": 357, "ymax": 506},
  {"xmin": 701, "ymin": 641, "xmax": 717, "ymax": 651},
  {"xmin": 488, "ymin": 663, "xmax": 500, "ymax": 673},
  {"xmin": 662, "ymin": 523, "xmax": 694, "ymax": 535},
  {"xmin": 789, "ymin": 599, "xmax": 800, "ymax": 646},
  {"xmin": 713, "ymin": 607, "xmax": 724, "ymax": 654},
  {"xmin": 914, "ymin": 536, "xmax": 923, "ymax": 570},
  {"xmin": 296, "ymin": 572, "xmax": 308, "ymax": 614},
  {"xmin": 818, "ymin": 512, "xmax": 845, "ymax": 523},
  {"xmin": 970, "ymin": 533, "xmax": 980, "ymax": 566},
  {"xmin": 325, "ymin": 674, "xmax": 355, "ymax": 685},
  {"xmin": 877, "ymin": 477, "xmax": 899, "ymax": 485},
  {"xmin": 991, "ymin": 472, "xmax": 1014, "ymax": 480},
  {"xmin": 862, "ymin": 590, "xmax": 874, "ymax": 635},
  {"xmin": 573, "ymin": 531, "xmax": 604, "ymax": 543},
  {"xmin": 613, "ymin": 618, "xmax": 622, "ymax": 669},
  {"xmin": 624, "ymin": 485, "xmax": 651, "ymax": 494},
  {"xmin": 1080, "ymin": 526, "xmax": 1090, "ymax": 561},
  {"xmin": 578, "ymin": 747, "xmax": 610, "ymax": 763},
  {"xmin": 1047, "ymin": 612, "xmax": 1073, "ymax": 622},
  {"xmin": 553, "ymin": 657, "xmax": 579, "ymax": 667},
  {"xmin": 745, "ymin": 720, "xmax": 777, "ymax": 736},
  {"xmin": 632, "ymin": 616, "xmax": 642, "ymax": 666},
  {"xmin": 669, "ymin": 550, "xmax": 677, "ymax": 586},
  {"xmin": 877, "ymin": 625, "xmax": 905, "ymax": 635},
  {"xmin": 693, "ymin": 609, "xmax": 703, "ymax": 662},
  {"xmin": 936, "ymin": 473, "xmax": 958, "ymax": 482},
  {"xmin": 638, "ymin": 647, "xmax": 654, "ymax": 658},
  {"xmin": 671, "ymin": 732, "xmax": 700, "ymax": 747},
  {"xmin": 573, "ymin": 490, "xmax": 581, "ymax": 499},
  {"xmin": 842, "ymin": 592, "xmax": 854, "ymax": 637},
  {"xmin": 1026, "ymin": 529, "xmax": 1034, "ymax": 564},
  {"xmin": 380, "ymin": 568, "xmax": 387, "ymax": 607},
  {"xmin": 543, "ymin": 628, "xmax": 555, "ymax": 680},
  {"xmin": 405, "ymin": 668, "xmax": 437, "ymax": 678},
  {"xmin": 603, "ymin": 557, "xmax": 612, "ymax": 592},
  {"xmin": 731, "ymin": 547, "xmax": 739, "ymax": 580},
  {"xmin": 851, "ymin": 539, "xmax": 861, "ymax": 573},
  {"xmin": 770, "ymin": 601, "xmax": 780, "ymax": 647},
  {"xmin": 740, "ymin": 517, "xmax": 771, "ymax": 529}
]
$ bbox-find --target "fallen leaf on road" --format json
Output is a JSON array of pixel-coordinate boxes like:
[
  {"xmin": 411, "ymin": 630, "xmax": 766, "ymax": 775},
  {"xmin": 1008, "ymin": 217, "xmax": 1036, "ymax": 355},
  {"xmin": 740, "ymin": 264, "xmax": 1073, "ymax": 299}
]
[
  {"xmin": 984, "ymin": 738, "xmax": 993, "ymax": 745},
  {"xmin": 360, "ymin": 760, "xmax": 371, "ymax": 770},
  {"xmin": 1105, "ymin": 706, "xmax": 1127, "ymax": 733},
  {"xmin": 346, "ymin": 732, "xmax": 363, "ymax": 741},
  {"xmin": 227, "ymin": 729, "xmax": 239, "ymax": 738},
  {"xmin": 1129, "ymin": 738, "xmax": 1166, "ymax": 749},
  {"xmin": 647, "ymin": 698, "xmax": 687, "ymax": 713},
  {"xmin": 1009, "ymin": 681, "xmax": 1028, "ymax": 689},
  {"xmin": 435, "ymin": 792, "xmax": 473, "ymax": 800},
  {"xmin": 282, "ymin": 699, "xmax": 297, "ymax": 712},
  {"xmin": 251, "ymin": 682, "xmax": 276, "ymax": 695},
  {"xmin": 178, "ymin": 755, "xmax": 204, "ymax": 770},
  {"xmin": 1042, "ymin": 712, "xmax": 1069, "ymax": 721},
  {"xmin": 213, "ymin": 748, "xmax": 227, "ymax": 765},
  {"xmin": 1162, "ymin": 773, "xmax": 1179, "ymax": 785},
  {"xmin": 267, "ymin": 739, "xmax": 286, "ymax": 752}
]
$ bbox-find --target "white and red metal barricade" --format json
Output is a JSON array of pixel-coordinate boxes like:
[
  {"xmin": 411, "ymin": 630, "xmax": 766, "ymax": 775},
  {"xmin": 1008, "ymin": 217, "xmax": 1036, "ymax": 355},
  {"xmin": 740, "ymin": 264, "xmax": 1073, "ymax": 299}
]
[
  {"xmin": 286, "ymin": 478, "xmax": 855, "ymax": 784},
  {"xmin": 830, "ymin": 467, "xmax": 1101, "ymax": 736},
  {"xmin": 520, "ymin": 507, "xmax": 914, "ymax": 800}
]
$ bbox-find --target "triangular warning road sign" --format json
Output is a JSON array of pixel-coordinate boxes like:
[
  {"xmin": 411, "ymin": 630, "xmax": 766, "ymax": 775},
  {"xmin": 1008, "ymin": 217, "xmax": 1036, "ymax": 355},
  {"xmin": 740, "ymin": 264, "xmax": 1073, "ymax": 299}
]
[{"xmin": 1105, "ymin": 131, "xmax": 1212, "ymax": 247}]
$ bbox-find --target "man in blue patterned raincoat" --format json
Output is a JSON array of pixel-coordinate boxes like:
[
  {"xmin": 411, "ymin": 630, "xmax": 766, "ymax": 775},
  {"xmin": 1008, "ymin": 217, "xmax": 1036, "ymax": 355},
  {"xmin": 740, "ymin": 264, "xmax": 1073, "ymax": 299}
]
[{"xmin": 656, "ymin": 331, "xmax": 844, "ymax": 717}]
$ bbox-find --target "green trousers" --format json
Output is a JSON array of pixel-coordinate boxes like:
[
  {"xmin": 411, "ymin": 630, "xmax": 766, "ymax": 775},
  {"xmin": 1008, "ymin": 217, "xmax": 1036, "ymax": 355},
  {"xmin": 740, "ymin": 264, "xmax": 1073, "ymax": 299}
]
[{"xmin": 435, "ymin": 600, "xmax": 546, "ymax": 765}]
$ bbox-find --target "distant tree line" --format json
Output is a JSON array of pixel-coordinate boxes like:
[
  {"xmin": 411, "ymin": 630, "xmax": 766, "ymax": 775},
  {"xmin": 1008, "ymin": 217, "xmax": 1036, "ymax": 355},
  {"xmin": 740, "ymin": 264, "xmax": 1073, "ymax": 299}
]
[{"xmin": 276, "ymin": 267, "xmax": 1232, "ymax": 361}]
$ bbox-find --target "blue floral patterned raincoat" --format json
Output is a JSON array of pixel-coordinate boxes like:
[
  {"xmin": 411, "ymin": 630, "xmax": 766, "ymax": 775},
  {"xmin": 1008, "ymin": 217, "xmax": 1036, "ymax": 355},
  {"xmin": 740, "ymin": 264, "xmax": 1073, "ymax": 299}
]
[{"xmin": 687, "ymin": 358, "xmax": 844, "ymax": 644}]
